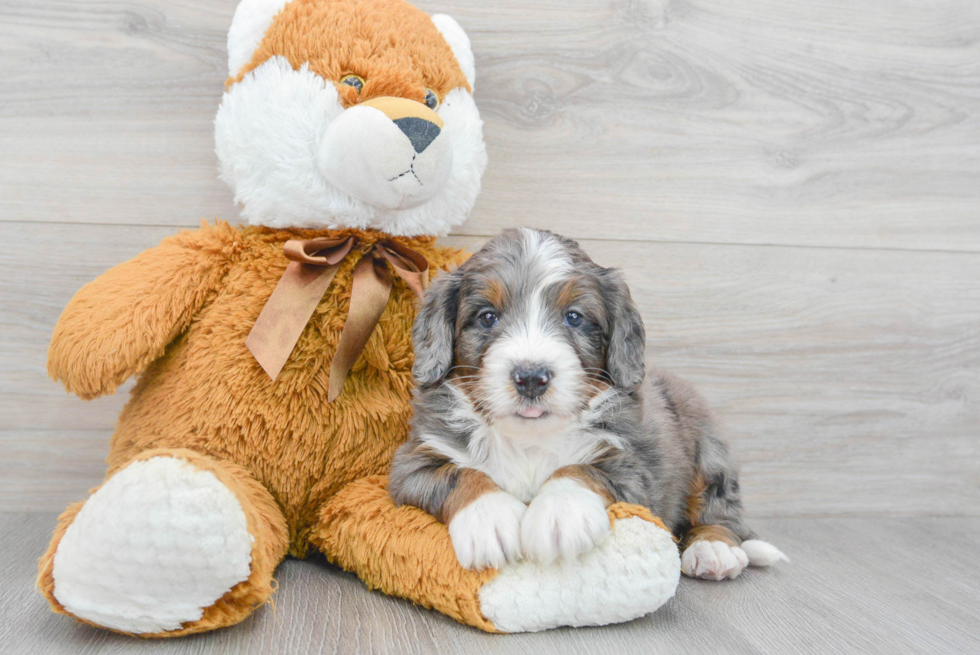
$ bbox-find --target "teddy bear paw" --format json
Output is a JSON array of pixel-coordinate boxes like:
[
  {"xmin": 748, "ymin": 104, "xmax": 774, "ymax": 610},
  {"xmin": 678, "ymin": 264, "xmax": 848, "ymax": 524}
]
[
  {"xmin": 478, "ymin": 512, "xmax": 680, "ymax": 632},
  {"xmin": 50, "ymin": 456, "xmax": 254, "ymax": 634}
]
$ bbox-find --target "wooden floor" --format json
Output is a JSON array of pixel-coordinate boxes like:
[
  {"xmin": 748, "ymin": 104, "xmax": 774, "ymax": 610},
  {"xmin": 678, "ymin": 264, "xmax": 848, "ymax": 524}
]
[
  {"xmin": 1, "ymin": 0, "xmax": 979, "ymax": 653},
  {"xmin": 3, "ymin": 514, "xmax": 979, "ymax": 655}
]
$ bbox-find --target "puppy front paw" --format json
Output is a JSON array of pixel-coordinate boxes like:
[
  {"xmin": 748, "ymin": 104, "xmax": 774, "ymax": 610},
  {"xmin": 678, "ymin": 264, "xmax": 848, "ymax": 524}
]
[
  {"xmin": 681, "ymin": 540, "xmax": 749, "ymax": 580},
  {"xmin": 521, "ymin": 478, "xmax": 611, "ymax": 566},
  {"xmin": 448, "ymin": 492, "xmax": 527, "ymax": 570}
]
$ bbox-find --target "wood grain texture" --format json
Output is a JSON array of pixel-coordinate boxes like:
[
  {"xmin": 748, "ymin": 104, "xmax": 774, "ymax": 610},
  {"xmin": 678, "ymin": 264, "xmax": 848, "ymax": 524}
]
[
  {"xmin": 2, "ymin": 223, "xmax": 977, "ymax": 516},
  {"xmin": 2, "ymin": 514, "xmax": 978, "ymax": 654},
  {"xmin": 3, "ymin": 0, "xmax": 978, "ymax": 650},
  {"xmin": 1, "ymin": 0, "xmax": 978, "ymax": 251}
]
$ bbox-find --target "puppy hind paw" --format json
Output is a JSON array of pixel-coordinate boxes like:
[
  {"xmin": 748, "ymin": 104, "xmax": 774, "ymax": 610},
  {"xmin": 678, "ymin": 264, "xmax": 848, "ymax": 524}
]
[
  {"xmin": 448, "ymin": 492, "xmax": 526, "ymax": 571},
  {"xmin": 740, "ymin": 539, "xmax": 789, "ymax": 567},
  {"xmin": 681, "ymin": 540, "xmax": 749, "ymax": 581}
]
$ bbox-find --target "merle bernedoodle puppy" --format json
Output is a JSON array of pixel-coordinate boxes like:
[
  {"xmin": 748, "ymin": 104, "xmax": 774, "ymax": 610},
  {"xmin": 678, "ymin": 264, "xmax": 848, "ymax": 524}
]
[{"xmin": 390, "ymin": 228, "xmax": 787, "ymax": 579}]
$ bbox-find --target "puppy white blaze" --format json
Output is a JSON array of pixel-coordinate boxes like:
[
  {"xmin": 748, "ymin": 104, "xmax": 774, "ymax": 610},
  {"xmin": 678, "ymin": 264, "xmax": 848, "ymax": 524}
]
[
  {"xmin": 520, "ymin": 228, "xmax": 574, "ymax": 288},
  {"xmin": 477, "ymin": 229, "xmax": 581, "ymax": 421},
  {"xmin": 520, "ymin": 478, "xmax": 611, "ymax": 565}
]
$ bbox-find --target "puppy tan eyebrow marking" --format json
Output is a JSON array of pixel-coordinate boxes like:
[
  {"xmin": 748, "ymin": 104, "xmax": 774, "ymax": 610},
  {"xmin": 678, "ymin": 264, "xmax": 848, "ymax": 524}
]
[
  {"xmin": 549, "ymin": 464, "xmax": 616, "ymax": 506},
  {"xmin": 556, "ymin": 278, "xmax": 583, "ymax": 309},
  {"xmin": 442, "ymin": 468, "xmax": 502, "ymax": 523},
  {"xmin": 483, "ymin": 277, "xmax": 506, "ymax": 309}
]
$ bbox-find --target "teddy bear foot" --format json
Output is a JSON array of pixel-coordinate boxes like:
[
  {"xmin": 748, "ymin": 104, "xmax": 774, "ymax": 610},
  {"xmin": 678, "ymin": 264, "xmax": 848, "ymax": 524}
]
[
  {"xmin": 477, "ymin": 507, "xmax": 681, "ymax": 632},
  {"xmin": 38, "ymin": 449, "xmax": 289, "ymax": 636}
]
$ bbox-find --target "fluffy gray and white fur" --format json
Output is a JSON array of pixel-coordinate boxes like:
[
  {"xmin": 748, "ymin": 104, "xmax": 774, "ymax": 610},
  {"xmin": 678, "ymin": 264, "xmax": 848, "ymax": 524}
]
[{"xmin": 389, "ymin": 228, "xmax": 787, "ymax": 579}]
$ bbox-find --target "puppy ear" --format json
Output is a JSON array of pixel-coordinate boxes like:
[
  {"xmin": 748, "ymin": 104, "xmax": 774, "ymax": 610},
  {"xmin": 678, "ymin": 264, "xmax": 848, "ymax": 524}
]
[
  {"xmin": 412, "ymin": 269, "xmax": 462, "ymax": 387},
  {"xmin": 600, "ymin": 268, "xmax": 646, "ymax": 391}
]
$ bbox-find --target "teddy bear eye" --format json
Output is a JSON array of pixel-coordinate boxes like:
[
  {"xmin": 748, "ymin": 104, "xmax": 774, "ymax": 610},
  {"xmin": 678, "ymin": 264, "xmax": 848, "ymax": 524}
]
[
  {"xmin": 424, "ymin": 89, "xmax": 439, "ymax": 110},
  {"xmin": 341, "ymin": 75, "xmax": 364, "ymax": 93}
]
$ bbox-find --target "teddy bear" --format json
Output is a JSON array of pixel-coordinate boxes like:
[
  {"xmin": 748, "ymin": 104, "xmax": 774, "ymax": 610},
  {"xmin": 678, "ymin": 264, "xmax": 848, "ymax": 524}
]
[{"xmin": 37, "ymin": 0, "xmax": 680, "ymax": 636}]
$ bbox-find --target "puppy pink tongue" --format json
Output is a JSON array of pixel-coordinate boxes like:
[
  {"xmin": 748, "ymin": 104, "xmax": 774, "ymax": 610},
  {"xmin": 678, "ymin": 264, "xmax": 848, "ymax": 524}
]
[{"xmin": 519, "ymin": 406, "xmax": 544, "ymax": 419}]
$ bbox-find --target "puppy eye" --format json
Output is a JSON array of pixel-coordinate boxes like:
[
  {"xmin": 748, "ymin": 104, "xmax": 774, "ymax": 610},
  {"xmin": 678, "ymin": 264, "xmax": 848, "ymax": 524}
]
[
  {"xmin": 424, "ymin": 89, "xmax": 439, "ymax": 110},
  {"xmin": 478, "ymin": 311, "xmax": 498, "ymax": 328},
  {"xmin": 341, "ymin": 75, "xmax": 364, "ymax": 93},
  {"xmin": 563, "ymin": 311, "xmax": 584, "ymax": 328}
]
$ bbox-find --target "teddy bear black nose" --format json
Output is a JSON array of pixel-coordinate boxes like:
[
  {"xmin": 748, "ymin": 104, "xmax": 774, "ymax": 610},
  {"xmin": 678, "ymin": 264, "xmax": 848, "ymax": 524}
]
[
  {"xmin": 393, "ymin": 117, "xmax": 441, "ymax": 153},
  {"xmin": 512, "ymin": 366, "xmax": 553, "ymax": 399}
]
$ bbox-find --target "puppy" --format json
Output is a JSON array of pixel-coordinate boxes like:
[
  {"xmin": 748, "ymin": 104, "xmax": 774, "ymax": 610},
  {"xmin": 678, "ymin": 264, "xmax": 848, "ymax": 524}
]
[{"xmin": 389, "ymin": 228, "xmax": 787, "ymax": 580}]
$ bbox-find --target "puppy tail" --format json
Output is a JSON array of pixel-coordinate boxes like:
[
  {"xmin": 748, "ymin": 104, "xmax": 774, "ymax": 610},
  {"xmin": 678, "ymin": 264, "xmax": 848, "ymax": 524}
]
[{"xmin": 740, "ymin": 539, "xmax": 789, "ymax": 567}]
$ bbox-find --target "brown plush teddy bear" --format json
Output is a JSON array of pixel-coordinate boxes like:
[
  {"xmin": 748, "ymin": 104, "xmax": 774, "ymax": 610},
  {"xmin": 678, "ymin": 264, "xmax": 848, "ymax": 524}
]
[{"xmin": 37, "ymin": 0, "xmax": 679, "ymax": 636}]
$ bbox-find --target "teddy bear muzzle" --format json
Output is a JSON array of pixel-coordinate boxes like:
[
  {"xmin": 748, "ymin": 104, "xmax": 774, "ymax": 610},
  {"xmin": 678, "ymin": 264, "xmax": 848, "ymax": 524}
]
[{"xmin": 318, "ymin": 96, "xmax": 454, "ymax": 211}]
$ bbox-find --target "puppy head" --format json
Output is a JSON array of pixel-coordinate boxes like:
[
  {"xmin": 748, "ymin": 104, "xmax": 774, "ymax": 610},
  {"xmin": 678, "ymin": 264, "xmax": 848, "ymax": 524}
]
[
  {"xmin": 413, "ymin": 228, "xmax": 646, "ymax": 425},
  {"xmin": 215, "ymin": 0, "xmax": 486, "ymax": 236}
]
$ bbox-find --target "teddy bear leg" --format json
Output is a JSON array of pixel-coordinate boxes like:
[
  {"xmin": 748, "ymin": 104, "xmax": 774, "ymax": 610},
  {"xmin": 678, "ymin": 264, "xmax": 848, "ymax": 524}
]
[
  {"xmin": 310, "ymin": 476, "xmax": 682, "ymax": 633},
  {"xmin": 37, "ymin": 448, "xmax": 289, "ymax": 637}
]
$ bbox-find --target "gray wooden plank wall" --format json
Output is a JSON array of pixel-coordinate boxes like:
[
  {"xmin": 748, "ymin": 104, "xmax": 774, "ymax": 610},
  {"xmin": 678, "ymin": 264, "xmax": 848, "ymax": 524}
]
[
  {"xmin": 2, "ymin": 1, "xmax": 979, "ymax": 653},
  {"xmin": 2, "ymin": 0, "xmax": 976, "ymax": 517}
]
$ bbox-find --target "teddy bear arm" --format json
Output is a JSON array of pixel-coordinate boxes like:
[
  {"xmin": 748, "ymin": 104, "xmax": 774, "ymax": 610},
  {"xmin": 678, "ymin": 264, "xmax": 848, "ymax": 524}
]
[
  {"xmin": 311, "ymin": 476, "xmax": 682, "ymax": 633},
  {"xmin": 48, "ymin": 231, "xmax": 234, "ymax": 399}
]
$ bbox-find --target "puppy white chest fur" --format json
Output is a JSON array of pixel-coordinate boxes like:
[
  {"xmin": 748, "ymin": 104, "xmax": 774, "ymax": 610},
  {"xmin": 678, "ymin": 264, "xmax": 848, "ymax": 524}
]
[{"xmin": 431, "ymin": 390, "xmax": 621, "ymax": 503}]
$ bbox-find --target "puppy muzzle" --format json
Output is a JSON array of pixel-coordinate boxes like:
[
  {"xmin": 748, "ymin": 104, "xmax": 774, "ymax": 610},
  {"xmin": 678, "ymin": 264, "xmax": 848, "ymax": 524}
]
[{"xmin": 317, "ymin": 96, "xmax": 453, "ymax": 210}]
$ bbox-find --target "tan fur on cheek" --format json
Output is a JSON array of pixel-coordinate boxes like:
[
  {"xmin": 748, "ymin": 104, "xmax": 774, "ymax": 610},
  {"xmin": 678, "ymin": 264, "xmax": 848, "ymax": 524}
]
[
  {"xmin": 586, "ymin": 379, "xmax": 612, "ymax": 400},
  {"xmin": 442, "ymin": 469, "xmax": 501, "ymax": 524},
  {"xmin": 549, "ymin": 465, "xmax": 615, "ymax": 506}
]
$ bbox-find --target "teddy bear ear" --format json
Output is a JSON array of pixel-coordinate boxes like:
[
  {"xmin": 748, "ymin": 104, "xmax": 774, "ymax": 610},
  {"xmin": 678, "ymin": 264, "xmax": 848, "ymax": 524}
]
[
  {"xmin": 227, "ymin": 0, "xmax": 290, "ymax": 78},
  {"xmin": 431, "ymin": 14, "xmax": 476, "ymax": 90}
]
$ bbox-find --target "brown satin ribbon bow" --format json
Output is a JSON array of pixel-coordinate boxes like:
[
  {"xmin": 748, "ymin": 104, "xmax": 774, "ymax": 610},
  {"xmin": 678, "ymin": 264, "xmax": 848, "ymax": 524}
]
[{"xmin": 245, "ymin": 236, "xmax": 429, "ymax": 401}]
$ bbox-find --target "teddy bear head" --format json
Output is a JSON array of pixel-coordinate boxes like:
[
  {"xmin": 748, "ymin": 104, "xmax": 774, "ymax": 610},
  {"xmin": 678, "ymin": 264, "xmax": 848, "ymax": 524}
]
[{"xmin": 215, "ymin": 0, "xmax": 487, "ymax": 236}]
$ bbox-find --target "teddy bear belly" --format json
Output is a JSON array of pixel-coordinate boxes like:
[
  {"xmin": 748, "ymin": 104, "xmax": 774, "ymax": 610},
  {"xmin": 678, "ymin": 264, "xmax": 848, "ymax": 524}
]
[{"xmin": 104, "ymin": 338, "xmax": 414, "ymax": 554}]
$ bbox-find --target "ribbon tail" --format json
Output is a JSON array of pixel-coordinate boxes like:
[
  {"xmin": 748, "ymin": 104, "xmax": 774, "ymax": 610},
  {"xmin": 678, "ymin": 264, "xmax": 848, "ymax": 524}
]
[
  {"xmin": 376, "ymin": 241, "xmax": 430, "ymax": 298},
  {"xmin": 389, "ymin": 265, "xmax": 428, "ymax": 299},
  {"xmin": 246, "ymin": 260, "xmax": 342, "ymax": 380},
  {"xmin": 328, "ymin": 255, "xmax": 393, "ymax": 402}
]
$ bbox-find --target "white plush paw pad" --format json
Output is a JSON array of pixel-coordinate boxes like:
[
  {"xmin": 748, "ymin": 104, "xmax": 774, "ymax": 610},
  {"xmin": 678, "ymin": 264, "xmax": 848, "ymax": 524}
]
[
  {"xmin": 741, "ymin": 539, "xmax": 789, "ymax": 567},
  {"xmin": 448, "ymin": 492, "xmax": 526, "ymax": 570},
  {"xmin": 480, "ymin": 515, "xmax": 680, "ymax": 632},
  {"xmin": 51, "ymin": 456, "xmax": 254, "ymax": 634},
  {"xmin": 521, "ymin": 478, "xmax": 611, "ymax": 566},
  {"xmin": 681, "ymin": 540, "xmax": 749, "ymax": 580}
]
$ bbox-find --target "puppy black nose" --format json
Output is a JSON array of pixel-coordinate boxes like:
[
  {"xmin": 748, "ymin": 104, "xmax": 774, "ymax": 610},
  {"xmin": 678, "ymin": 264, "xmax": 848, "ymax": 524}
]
[
  {"xmin": 393, "ymin": 117, "xmax": 441, "ymax": 153},
  {"xmin": 512, "ymin": 366, "xmax": 552, "ymax": 399}
]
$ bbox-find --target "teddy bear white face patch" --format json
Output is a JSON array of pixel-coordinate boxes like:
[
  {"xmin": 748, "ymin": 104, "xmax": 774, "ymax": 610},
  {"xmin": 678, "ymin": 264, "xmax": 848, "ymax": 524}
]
[
  {"xmin": 214, "ymin": 1, "xmax": 486, "ymax": 237},
  {"xmin": 317, "ymin": 95, "xmax": 455, "ymax": 212}
]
